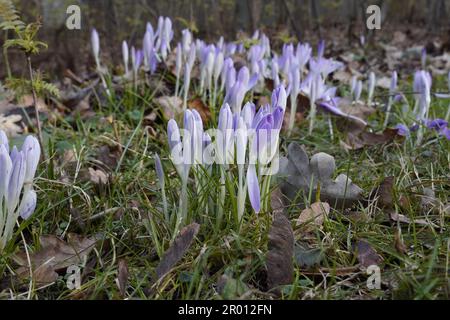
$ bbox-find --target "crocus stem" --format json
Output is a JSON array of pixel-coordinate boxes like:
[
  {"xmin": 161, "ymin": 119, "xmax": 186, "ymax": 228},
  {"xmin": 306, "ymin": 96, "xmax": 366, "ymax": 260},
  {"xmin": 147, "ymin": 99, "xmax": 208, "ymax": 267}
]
[
  {"xmin": 328, "ymin": 114, "xmax": 334, "ymax": 140},
  {"xmin": 288, "ymin": 94, "xmax": 297, "ymax": 137},
  {"xmin": 309, "ymin": 100, "xmax": 316, "ymax": 135},
  {"xmin": 236, "ymin": 165, "xmax": 245, "ymax": 226},
  {"xmin": 183, "ymin": 77, "xmax": 190, "ymax": 111},
  {"xmin": 445, "ymin": 103, "xmax": 450, "ymax": 122},
  {"xmin": 175, "ymin": 71, "xmax": 180, "ymax": 97},
  {"xmin": 217, "ymin": 167, "xmax": 226, "ymax": 229},
  {"xmin": 162, "ymin": 185, "xmax": 169, "ymax": 222},
  {"xmin": 383, "ymin": 97, "xmax": 393, "ymax": 129},
  {"xmin": 26, "ymin": 55, "xmax": 46, "ymax": 162},
  {"xmin": 174, "ymin": 178, "xmax": 188, "ymax": 238}
]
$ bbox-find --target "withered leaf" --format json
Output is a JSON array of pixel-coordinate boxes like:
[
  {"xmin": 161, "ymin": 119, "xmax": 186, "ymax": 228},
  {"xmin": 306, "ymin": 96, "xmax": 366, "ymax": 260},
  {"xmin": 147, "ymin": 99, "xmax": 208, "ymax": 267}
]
[
  {"xmin": 14, "ymin": 234, "xmax": 97, "ymax": 285},
  {"xmin": 370, "ymin": 176, "xmax": 395, "ymax": 210},
  {"xmin": 279, "ymin": 142, "xmax": 363, "ymax": 209},
  {"xmin": 117, "ymin": 259, "xmax": 129, "ymax": 297},
  {"xmin": 155, "ymin": 223, "xmax": 200, "ymax": 280},
  {"xmin": 296, "ymin": 202, "xmax": 330, "ymax": 232},
  {"xmin": 294, "ymin": 242, "xmax": 323, "ymax": 268},
  {"xmin": 270, "ymin": 187, "xmax": 287, "ymax": 215},
  {"xmin": 342, "ymin": 128, "xmax": 402, "ymax": 150},
  {"xmin": 266, "ymin": 212, "xmax": 294, "ymax": 291},
  {"xmin": 354, "ymin": 240, "xmax": 383, "ymax": 269}
]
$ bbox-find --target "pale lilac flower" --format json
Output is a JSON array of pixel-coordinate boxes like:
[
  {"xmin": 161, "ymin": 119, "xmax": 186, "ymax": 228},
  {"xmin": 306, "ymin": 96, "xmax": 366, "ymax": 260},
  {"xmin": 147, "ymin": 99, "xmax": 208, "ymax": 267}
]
[
  {"xmin": 0, "ymin": 131, "xmax": 40, "ymax": 251},
  {"xmin": 122, "ymin": 41, "xmax": 129, "ymax": 75},
  {"xmin": 246, "ymin": 164, "xmax": 260, "ymax": 213},
  {"xmin": 91, "ymin": 28, "xmax": 100, "ymax": 67}
]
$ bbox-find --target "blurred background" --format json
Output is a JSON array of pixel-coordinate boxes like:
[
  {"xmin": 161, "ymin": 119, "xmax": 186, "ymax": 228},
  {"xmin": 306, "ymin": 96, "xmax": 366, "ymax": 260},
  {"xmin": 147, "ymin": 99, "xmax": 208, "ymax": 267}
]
[{"xmin": 2, "ymin": 0, "xmax": 450, "ymax": 79}]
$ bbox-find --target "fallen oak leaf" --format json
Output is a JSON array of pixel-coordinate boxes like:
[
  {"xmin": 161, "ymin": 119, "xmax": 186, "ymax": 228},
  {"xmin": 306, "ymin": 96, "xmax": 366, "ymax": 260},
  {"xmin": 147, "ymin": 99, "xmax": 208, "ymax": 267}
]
[{"xmin": 266, "ymin": 212, "xmax": 294, "ymax": 292}]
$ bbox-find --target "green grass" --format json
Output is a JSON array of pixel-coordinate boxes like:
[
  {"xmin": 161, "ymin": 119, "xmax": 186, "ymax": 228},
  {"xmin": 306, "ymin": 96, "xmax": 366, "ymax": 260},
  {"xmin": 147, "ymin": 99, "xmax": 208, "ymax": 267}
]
[{"xmin": 0, "ymin": 72, "xmax": 449, "ymax": 300}]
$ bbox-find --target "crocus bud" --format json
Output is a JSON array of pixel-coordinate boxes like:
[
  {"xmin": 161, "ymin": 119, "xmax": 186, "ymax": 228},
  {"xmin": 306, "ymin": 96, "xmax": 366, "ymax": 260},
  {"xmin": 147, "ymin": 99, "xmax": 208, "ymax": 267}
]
[
  {"xmin": 247, "ymin": 164, "xmax": 260, "ymax": 213},
  {"xmin": 21, "ymin": 135, "xmax": 40, "ymax": 185},
  {"xmin": 19, "ymin": 189, "xmax": 37, "ymax": 219},
  {"xmin": 122, "ymin": 41, "xmax": 129, "ymax": 74},
  {"xmin": 390, "ymin": 71, "xmax": 398, "ymax": 94},
  {"xmin": 368, "ymin": 72, "xmax": 376, "ymax": 104},
  {"xmin": 91, "ymin": 29, "xmax": 100, "ymax": 65},
  {"xmin": 271, "ymin": 86, "xmax": 287, "ymax": 111}
]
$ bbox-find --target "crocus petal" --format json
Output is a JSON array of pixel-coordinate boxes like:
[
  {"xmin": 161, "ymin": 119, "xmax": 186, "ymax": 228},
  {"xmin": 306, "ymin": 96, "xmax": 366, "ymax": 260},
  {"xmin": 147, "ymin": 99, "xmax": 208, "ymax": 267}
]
[
  {"xmin": 21, "ymin": 135, "xmax": 40, "ymax": 184},
  {"xmin": 19, "ymin": 189, "xmax": 37, "ymax": 219},
  {"xmin": 247, "ymin": 165, "xmax": 260, "ymax": 213},
  {"xmin": 0, "ymin": 130, "xmax": 9, "ymax": 153},
  {"xmin": 395, "ymin": 124, "xmax": 410, "ymax": 136},
  {"xmin": 8, "ymin": 150, "xmax": 26, "ymax": 212},
  {"xmin": 0, "ymin": 144, "xmax": 12, "ymax": 199},
  {"xmin": 91, "ymin": 29, "xmax": 100, "ymax": 61}
]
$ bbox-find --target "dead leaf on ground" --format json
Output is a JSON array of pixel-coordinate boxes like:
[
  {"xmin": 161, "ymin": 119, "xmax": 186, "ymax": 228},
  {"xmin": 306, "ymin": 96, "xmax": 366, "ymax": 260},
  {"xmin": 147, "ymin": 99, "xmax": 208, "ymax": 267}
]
[
  {"xmin": 88, "ymin": 167, "xmax": 109, "ymax": 185},
  {"xmin": 266, "ymin": 212, "xmax": 294, "ymax": 292},
  {"xmin": 13, "ymin": 234, "xmax": 97, "ymax": 285},
  {"xmin": 18, "ymin": 95, "xmax": 48, "ymax": 112},
  {"xmin": 279, "ymin": 142, "xmax": 363, "ymax": 209},
  {"xmin": 296, "ymin": 202, "xmax": 330, "ymax": 232},
  {"xmin": 270, "ymin": 187, "xmax": 287, "ymax": 215},
  {"xmin": 156, "ymin": 96, "xmax": 183, "ymax": 120},
  {"xmin": 0, "ymin": 114, "xmax": 22, "ymax": 137},
  {"xmin": 353, "ymin": 240, "xmax": 383, "ymax": 269},
  {"xmin": 370, "ymin": 176, "xmax": 395, "ymax": 210},
  {"xmin": 117, "ymin": 259, "xmax": 129, "ymax": 298},
  {"xmin": 294, "ymin": 242, "xmax": 323, "ymax": 268},
  {"xmin": 341, "ymin": 128, "xmax": 402, "ymax": 150},
  {"xmin": 188, "ymin": 98, "xmax": 211, "ymax": 123},
  {"xmin": 155, "ymin": 223, "xmax": 200, "ymax": 281}
]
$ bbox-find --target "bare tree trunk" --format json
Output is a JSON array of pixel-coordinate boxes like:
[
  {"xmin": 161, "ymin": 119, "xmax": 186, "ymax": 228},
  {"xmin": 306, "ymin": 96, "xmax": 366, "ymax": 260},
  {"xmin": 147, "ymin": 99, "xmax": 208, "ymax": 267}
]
[
  {"xmin": 281, "ymin": 0, "xmax": 302, "ymax": 41},
  {"xmin": 247, "ymin": 0, "xmax": 263, "ymax": 33},
  {"xmin": 310, "ymin": 0, "xmax": 322, "ymax": 39}
]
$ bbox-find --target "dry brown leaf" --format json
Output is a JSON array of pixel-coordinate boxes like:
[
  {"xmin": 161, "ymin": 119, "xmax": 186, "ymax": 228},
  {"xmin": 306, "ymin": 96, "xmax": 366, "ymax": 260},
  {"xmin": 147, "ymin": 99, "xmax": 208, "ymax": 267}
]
[
  {"xmin": 88, "ymin": 168, "xmax": 109, "ymax": 185},
  {"xmin": 0, "ymin": 114, "xmax": 22, "ymax": 137},
  {"xmin": 117, "ymin": 259, "xmax": 129, "ymax": 298},
  {"xmin": 188, "ymin": 98, "xmax": 211, "ymax": 123},
  {"xmin": 156, "ymin": 96, "xmax": 183, "ymax": 120},
  {"xmin": 155, "ymin": 223, "xmax": 200, "ymax": 281},
  {"xmin": 296, "ymin": 202, "xmax": 330, "ymax": 231},
  {"xmin": 270, "ymin": 187, "xmax": 287, "ymax": 215},
  {"xmin": 342, "ymin": 128, "xmax": 401, "ymax": 150},
  {"xmin": 370, "ymin": 176, "xmax": 395, "ymax": 210},
  {"xmin": 354, "ymin": 240, "xmax": 383, "ymax": 269},
  {"xmin": 266, "ymin": 212, "xmax": 294, "ymax": 292},
  {"xmin": 18, "ymin": 95, "xmax": 48, "ymax": 111},
  {"xmin": 14, "ymin": 234, "xmax": 97, "ymax": 285}
]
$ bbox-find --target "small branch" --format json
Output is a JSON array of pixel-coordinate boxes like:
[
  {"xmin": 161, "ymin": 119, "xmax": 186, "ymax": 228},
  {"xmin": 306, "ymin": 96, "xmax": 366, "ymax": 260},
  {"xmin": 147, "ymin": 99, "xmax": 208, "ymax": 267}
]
[{"xmin": 26, "ymin": 54, "xmax": 46, "ymax": 162}]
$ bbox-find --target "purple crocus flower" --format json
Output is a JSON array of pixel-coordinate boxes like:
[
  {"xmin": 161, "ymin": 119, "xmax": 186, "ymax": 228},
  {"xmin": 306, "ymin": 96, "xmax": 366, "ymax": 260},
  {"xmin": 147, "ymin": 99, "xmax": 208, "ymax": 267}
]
[
  {"xmin": 122, "ymin": 41, "xmax": 129, "ymax": 75},
  {"xmin": 246, "ymin": 164, "xmax": 260, "ymax": 213},
  {"xmin": 426, "ymin": 119, "xmax": 448, "ymax": 131},
  {"xmin": 395, "ymin": 124, "xmax": 410, "ymax": 136},
  {"xmin": 91, "ymin": 28, "xmax": 100, "ymax": 67},
  {"xmin": 0, "ymin": 131, "xmax": 40, "ymax": 251}
]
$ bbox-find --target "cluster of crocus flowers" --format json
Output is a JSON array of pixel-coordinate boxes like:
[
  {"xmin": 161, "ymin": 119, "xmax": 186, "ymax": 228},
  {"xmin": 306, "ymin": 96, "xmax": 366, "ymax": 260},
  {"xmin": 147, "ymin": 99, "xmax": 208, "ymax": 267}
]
[
  {"xmin": 394, "ymin": 70, "xmax": 450, "ymax": 143},
  {"xmin": 93, "ymin": 16, "xmax": 174, "ymax": 82},
  {"xmin": 0, "ymin": 131, "xmax": 40, "ymax": 252},
  {"xmin": 166, "ymin": 86, "xmax": 286, "ymax": 229}
]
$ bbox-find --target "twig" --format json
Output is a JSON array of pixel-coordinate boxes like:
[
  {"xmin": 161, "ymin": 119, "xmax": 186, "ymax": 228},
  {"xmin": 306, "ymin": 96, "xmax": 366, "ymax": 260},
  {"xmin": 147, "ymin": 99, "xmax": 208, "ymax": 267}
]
[{"xmin": 26, "ymin": 54, "xmax": 46, "ymax": 162}]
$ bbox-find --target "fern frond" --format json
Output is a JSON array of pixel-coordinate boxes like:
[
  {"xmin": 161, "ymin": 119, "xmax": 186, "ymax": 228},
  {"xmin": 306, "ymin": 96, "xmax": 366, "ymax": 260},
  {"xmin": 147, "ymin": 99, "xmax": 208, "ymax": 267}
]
[{"xmin": 0, "ymin": 0, "xmax": 24, "ymax": 30}]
